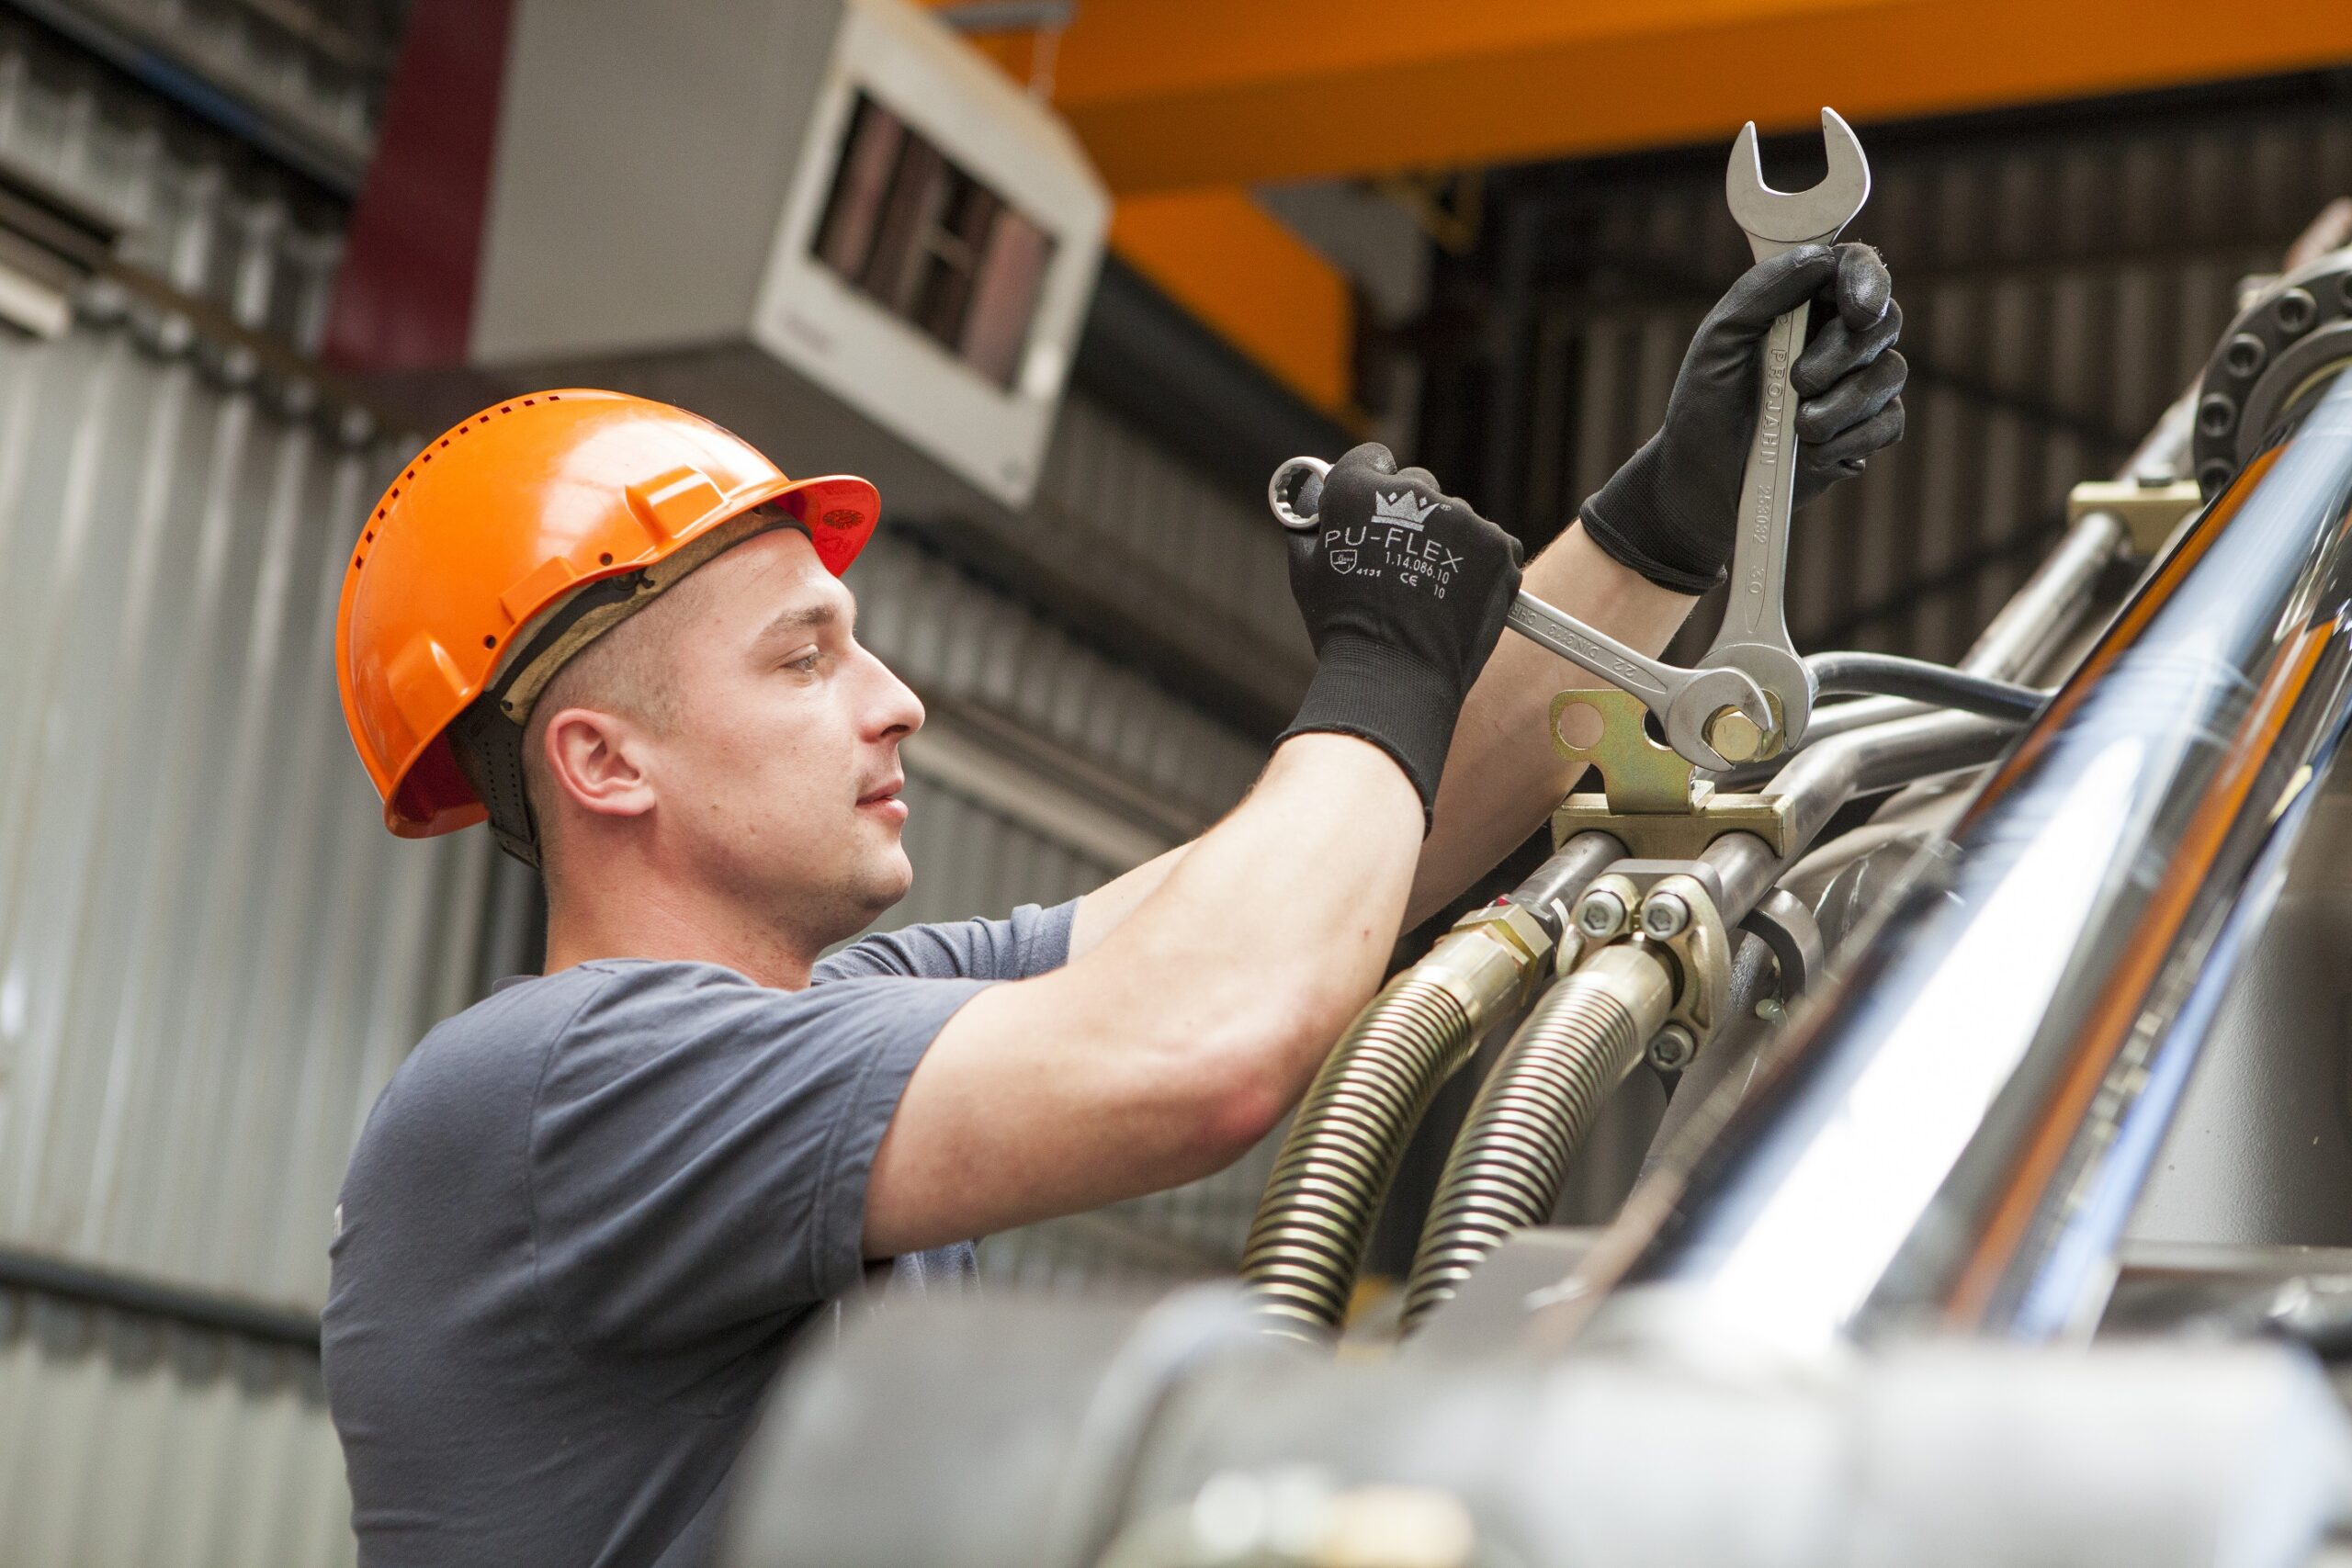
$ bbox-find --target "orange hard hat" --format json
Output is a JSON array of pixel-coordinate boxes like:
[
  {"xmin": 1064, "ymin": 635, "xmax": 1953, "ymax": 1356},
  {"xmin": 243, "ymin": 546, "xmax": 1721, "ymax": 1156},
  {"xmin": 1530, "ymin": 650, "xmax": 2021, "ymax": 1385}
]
[{"xmin": 336, "ymin": 389, "xmax": 879, "ymax": 860}]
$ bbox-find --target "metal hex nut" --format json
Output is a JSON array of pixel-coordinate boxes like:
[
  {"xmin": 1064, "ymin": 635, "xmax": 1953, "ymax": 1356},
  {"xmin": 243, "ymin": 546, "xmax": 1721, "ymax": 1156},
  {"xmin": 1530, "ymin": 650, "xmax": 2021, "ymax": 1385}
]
[
  {"xmin": 1449, "ymin": 898, "xmax": 1555, "ymax": 970},
  {"xmin": 1704, "ymin": 705, "xmax": 1766, "ymax": 764}
]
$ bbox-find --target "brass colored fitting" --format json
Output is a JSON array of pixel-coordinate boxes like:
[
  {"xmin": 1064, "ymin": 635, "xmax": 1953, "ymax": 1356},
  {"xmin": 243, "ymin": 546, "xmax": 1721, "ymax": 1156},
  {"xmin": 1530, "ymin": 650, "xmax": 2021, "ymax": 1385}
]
[{"xmin": 1704, "ymin": 704, "xmax": 1766, "ymax": 763}]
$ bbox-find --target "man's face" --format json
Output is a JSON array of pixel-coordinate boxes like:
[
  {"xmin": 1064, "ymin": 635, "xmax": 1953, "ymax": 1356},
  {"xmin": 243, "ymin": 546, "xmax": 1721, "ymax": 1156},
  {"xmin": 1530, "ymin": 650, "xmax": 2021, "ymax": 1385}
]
[{"xmin": 639, "ymin": 528, "xmax": 923, "ymax": 942}]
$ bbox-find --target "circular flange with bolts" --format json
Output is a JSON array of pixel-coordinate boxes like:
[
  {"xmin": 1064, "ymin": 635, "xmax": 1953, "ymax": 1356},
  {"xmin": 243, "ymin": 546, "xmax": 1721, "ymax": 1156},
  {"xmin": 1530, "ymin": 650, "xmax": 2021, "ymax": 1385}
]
[{"xmin": 2192, "ymin": 250, "xmax": 2352, "ymax": 499}]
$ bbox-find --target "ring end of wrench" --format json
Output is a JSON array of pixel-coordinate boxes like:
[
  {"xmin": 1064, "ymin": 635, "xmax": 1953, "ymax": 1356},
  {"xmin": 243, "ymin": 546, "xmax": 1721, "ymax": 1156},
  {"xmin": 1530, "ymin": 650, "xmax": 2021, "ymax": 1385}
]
[{"xmin": 1269, "ymin": 455, "xmax": 1329, "ymax": 532}]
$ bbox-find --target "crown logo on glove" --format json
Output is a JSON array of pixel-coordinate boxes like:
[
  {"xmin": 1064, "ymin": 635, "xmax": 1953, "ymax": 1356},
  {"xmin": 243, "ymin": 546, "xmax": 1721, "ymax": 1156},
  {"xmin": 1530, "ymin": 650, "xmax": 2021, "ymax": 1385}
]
[{"xmin": 1373, "ymin": 490, "xmax": 1440, "ymax": 528}]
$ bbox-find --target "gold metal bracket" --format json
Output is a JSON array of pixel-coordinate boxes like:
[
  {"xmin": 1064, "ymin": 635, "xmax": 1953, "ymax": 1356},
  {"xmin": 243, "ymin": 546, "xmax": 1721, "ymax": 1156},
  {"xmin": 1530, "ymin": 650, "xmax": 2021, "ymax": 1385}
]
[
  {"xmin": 2067, "ymin": 478, "xmax": 2203, "ymax": 558},
  {"xmin": 1549, "ymin": 687, "xmax": 1798, "ymax": 859},
  {"xmin": 1549, "ymin": 688, "xmax": 1696, "ymax": 813}
]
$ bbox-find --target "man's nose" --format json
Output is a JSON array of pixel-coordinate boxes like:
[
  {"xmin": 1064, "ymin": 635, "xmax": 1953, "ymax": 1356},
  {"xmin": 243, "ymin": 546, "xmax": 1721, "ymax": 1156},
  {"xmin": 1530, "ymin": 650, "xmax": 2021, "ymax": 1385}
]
[{"xmin": 866, "ymin": 653, "xmax": 924, "ymax": 739}]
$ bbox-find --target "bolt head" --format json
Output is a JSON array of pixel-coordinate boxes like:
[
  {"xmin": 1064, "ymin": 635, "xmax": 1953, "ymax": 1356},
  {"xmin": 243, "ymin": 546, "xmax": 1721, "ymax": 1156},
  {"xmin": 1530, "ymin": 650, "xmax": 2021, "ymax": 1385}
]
[
  {"xmin": 1648, "ymin": 1024, "xmax": 1698, "ymax": 1072},
  {"xmin": 1575, "ymin": 889, "xmax": 1627, "ymax": 941},
  {"xmin": 1705, "ymin": 705, "xmax": 1765, "ymax": 763},
  {"xmin": 1641, "ymin": 892, "xmax": 1691, "ymax": 940}
]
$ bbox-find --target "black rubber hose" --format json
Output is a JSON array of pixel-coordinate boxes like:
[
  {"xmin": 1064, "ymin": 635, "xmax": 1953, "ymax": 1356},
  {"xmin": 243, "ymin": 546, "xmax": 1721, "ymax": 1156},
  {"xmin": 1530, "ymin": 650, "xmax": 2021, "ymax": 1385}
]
[{"xmin": 1806, "ymin": 651, "xmax": 2047, "ymax": 722}]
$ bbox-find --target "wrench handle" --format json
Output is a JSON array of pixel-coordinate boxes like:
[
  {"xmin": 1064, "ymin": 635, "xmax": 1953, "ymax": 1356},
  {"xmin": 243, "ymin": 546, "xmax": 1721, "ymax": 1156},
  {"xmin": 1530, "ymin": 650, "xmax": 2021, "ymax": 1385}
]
[
  {"xmin": 1505, "ymin": 593, "xmax": 1674, "ymax": 706},
  {"xmin": 1720, "ymin": 299, "xmax": 1810, "ymax": 651}
]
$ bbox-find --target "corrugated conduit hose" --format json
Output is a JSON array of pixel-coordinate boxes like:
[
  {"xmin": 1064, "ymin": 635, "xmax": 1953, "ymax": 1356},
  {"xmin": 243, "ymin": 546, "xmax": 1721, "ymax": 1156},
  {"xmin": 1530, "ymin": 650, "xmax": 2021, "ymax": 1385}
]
[
  {"xmin": 1398, "ymin": 942, "xmax": 1675, "ymax": 1335},
  {"xmin": 1239, "ymin": 913, "xmax": 1544, "ymax": 1337}
]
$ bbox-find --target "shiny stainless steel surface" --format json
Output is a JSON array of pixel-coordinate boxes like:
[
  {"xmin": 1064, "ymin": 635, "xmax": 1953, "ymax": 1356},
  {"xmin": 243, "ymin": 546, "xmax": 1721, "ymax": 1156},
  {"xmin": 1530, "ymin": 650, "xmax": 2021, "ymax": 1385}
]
[
  {"xmin": 1557, "ymin": 369, "xmax": 2352, "ymax": 1354},
  {"xmin": 1703, "ymin": 108, "xmax": 1873, "ymax": 753}
]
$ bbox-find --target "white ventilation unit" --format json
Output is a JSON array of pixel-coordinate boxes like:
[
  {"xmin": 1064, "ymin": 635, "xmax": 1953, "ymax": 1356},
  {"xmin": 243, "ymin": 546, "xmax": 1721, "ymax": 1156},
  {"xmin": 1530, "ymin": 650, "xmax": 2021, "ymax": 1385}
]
[{"xmin": 346, "ymin": 0, "xmax": 1108, "ymax": 513}]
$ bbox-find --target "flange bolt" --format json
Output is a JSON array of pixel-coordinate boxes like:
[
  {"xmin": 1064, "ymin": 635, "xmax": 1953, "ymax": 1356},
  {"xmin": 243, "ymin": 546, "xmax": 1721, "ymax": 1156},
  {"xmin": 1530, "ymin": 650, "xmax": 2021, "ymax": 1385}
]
[
  {"xmin": 1641, "ymin": 891, "xmax": 1692, "ymax": 940},
  {"xmin": 1648, "ymin": 1023, "xmax": 1698, "ymax": 1073},
  {"xmin": 1575, "ymin": 887, "xmax": 1628, "ymax": 942}
]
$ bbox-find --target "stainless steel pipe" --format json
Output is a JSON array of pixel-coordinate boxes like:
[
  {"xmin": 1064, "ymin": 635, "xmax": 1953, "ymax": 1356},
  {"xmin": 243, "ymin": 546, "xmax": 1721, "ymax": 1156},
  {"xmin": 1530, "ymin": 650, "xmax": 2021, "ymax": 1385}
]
[{"xmin": 1397, "ymin": 708, "xmax": 2008, "ymax": 1337}]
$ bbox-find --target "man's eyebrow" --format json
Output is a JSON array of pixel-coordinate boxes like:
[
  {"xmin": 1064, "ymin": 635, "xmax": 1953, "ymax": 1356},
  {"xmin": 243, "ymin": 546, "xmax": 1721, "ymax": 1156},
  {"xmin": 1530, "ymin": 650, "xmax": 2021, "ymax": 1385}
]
[{"xmin": 752, "ymin": 600, "xmax": 842, "ymax": 644}]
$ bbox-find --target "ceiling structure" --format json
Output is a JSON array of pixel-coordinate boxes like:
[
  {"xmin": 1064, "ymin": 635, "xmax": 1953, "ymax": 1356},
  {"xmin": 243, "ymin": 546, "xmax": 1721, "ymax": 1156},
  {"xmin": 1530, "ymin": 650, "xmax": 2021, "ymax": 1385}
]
[{"xmin": 934, "ymin": 0, "xmax": 2352, "ymax": 417}]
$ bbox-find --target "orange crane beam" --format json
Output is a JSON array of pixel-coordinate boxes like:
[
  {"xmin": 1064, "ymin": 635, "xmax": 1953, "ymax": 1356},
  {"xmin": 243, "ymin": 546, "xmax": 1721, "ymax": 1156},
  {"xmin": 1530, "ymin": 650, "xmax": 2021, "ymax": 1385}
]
[{"xmin": 1045, "ymin": 0, "xmax": 2352, "ymax": 192}]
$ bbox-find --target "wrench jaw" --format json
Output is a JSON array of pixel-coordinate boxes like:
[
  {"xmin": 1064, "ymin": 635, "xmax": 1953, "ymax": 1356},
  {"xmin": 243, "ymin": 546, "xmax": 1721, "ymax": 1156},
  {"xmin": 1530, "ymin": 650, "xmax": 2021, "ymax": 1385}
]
[
  {"xmin": 1702, "ymin": 643, "xmax": 1817, "ymax": 758},
  {"xmin": 1724, "ymin": 107, "xmax": 1872, "ymax": 252}
]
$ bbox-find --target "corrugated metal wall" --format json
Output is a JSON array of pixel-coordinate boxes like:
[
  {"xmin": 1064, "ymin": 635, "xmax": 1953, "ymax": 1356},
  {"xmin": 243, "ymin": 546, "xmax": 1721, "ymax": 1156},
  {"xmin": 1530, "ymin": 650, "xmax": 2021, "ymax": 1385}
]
[
  {"xmin": 1476, "ymin": 92, "xmax": 2352, "ymax": 666},
  {"xmin": 0, "ymin": 11, "xmax": 450, "ymax": 1562},
  {"xmin": 0, "ymin": 1287, "xmax": 345, "ymax": 1565}
]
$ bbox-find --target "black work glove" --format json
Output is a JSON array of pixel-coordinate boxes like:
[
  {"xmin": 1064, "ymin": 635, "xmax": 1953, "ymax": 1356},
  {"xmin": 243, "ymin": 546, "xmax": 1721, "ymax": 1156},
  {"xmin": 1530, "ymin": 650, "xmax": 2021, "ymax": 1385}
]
[
  {"xmin": 1581, "ymin": 241, "xmax": 1908, "ymax": 594},
  {"xmin": 1277, "ymin": 443, "xmax": 1524, "ymax": 827}
]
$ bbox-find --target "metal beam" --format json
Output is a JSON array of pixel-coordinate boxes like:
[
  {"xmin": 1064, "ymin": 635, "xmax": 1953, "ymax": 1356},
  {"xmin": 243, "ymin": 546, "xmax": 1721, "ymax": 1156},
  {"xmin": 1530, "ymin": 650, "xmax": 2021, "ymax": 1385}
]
[{"xmin": 1024, "ymin": 0, "xmax": 2352, "ymax": 193}]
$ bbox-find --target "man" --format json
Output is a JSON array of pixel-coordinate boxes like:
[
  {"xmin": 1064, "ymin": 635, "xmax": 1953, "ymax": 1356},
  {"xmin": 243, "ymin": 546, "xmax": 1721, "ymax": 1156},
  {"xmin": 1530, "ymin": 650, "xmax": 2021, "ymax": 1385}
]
[{"xmin": 322, "ymin": 243, "xmax": 1904, "ymax": 1565}]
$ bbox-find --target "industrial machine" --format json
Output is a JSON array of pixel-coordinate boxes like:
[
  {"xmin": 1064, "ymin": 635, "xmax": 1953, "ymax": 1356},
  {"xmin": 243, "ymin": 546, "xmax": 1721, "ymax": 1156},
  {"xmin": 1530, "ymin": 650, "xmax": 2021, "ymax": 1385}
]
[{"xmin": 719, "ymin": 118, "xmax": 2352, "ymax": 1568}]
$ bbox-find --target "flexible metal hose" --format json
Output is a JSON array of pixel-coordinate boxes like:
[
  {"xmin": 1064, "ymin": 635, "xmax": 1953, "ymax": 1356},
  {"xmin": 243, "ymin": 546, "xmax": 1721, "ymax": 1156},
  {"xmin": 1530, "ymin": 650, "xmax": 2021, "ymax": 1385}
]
[
  {"xmin": 1239, "ymin": 929, "xmax": 1535, "ymax": 1335},
  {"xmin": 1397, "ymin": 945, "xmax": 1674, "ymax": 1334}
]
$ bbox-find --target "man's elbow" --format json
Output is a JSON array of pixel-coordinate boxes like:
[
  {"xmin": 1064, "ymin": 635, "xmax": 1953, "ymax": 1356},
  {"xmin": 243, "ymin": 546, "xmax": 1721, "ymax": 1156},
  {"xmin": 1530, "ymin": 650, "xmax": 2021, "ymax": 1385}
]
[{"xmin": 1163, "ymin": 1005, "xmax": 1345, "ymax": 1178}]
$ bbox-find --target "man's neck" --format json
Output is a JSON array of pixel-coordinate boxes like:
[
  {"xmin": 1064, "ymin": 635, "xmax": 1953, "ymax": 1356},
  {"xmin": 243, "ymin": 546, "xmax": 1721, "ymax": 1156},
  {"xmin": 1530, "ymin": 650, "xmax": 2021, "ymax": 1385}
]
[{"xmin": 540, "ymin": 881, "xmax": 820, "ymax": 990}]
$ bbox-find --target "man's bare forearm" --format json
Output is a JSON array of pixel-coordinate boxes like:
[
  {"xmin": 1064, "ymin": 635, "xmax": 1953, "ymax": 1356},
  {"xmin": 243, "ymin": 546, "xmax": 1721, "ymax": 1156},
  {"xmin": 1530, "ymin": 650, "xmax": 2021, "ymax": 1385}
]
[{"xmin": 1407, "ymin": 524, "xmax": 1696, "ymax": 925}]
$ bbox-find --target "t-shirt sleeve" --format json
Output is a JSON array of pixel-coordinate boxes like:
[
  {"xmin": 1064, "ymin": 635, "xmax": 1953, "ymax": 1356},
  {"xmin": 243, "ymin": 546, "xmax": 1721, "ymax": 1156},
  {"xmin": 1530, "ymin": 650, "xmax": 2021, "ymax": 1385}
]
[
  {"xmin": 526, "ymin": 961, "xmax": 986, "ymax": 1359},
  {"xmin": 812, "ymin": 897, "xmax": 1078, "ymax": 984}
]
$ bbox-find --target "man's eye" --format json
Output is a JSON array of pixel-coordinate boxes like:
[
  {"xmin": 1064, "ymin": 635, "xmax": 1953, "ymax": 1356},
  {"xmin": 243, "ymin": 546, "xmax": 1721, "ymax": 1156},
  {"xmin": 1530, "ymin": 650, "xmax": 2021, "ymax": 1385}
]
[{"xmin": 785, "ymin": 649, "xmax": 824, "ymax": 674}]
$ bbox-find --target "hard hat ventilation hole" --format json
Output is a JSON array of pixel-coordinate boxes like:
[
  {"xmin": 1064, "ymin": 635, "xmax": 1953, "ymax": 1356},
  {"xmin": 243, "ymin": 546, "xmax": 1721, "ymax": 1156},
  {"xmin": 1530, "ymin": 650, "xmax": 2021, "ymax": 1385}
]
[
  {"xmin": 364, "ymin": 531, "xmax": 373, "ymax": 543},
  {"xmin": 523, "ymin": 398, "xmax": 535, "ymax": 406},
  {"xmin": 482, "ymin": 636, "xmax": 495, "ymax": 649},
  {"xmin": 599, "ymin": 552, "xmax": 613, "ymax": 565},
  {"xmin": 548, "ymin": 394, "xmax": 561, "ymax": 400}
]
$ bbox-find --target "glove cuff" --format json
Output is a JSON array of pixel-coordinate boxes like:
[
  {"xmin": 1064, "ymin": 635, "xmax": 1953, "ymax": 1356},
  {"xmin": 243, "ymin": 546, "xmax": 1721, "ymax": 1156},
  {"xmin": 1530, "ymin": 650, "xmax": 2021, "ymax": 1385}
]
[
  {"xmin": 1277, "ymin": 632, "xmax": 1462, "ymax": 830},
  {"xmin": 1577, "ymin": 494, "xmax": 1725, "ymax": 598}
]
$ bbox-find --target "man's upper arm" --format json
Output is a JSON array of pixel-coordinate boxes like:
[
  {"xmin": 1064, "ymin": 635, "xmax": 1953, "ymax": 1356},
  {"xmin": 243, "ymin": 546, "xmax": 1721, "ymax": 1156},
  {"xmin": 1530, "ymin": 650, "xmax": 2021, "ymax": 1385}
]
[{"xmin": 526, "ymin": 961, "xmax": 988, "ymax": 1360}]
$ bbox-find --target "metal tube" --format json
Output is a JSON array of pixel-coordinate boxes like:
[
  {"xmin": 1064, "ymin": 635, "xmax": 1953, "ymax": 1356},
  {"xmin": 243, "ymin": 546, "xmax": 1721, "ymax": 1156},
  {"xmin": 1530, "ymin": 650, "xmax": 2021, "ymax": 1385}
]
[
  {"xmin": 1398, "ymin": 944, "xmax": 1674, "ymax": 1332},
  {"xmin": 1726, "ymin": 470, "xmax": 2130, "ymax": 770},
  {"xmin": 1550, "ymin": 369, "xmax": 2352, "ymax": 1356},
  {"xmin": 1398, "ymin": 714, "xmax": 2007, "ymax": 1337},
  {"xmin": 1239, "ymin": 838, "xmax": 1616, "ymax": 1336}
]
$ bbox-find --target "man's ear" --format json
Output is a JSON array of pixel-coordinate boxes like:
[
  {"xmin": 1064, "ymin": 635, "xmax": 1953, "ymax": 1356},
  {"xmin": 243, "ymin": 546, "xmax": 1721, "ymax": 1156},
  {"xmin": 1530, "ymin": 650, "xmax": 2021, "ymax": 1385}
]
[{"xmin": 540, "ymin": 707, "xmax": 656, "ymax": 821}]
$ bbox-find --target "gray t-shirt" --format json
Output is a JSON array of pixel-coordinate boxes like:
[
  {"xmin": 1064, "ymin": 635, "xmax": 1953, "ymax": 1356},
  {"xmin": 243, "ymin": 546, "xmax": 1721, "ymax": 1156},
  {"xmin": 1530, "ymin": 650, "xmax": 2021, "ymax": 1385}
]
[{"xmin": 322, "ymin": 900, "xmax": 1077, "ymax": 1568}]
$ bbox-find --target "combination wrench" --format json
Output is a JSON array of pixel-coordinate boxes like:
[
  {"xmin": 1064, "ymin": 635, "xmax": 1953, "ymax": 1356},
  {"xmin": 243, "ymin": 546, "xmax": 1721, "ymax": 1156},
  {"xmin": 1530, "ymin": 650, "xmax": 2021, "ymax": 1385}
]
[
  {"xmin": 1702, "ymin": 107, "xmax": 1873, "ymax": 756},
  {"xmin": 1267, "ymin": 456, "xmax": 1772, "ymax": 773}
]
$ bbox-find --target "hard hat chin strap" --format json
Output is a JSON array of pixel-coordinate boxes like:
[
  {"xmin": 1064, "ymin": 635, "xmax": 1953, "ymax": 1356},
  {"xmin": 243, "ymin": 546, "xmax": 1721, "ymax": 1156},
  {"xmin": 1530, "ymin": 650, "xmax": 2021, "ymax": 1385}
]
[{"xmin": 448, "ymin": 507, "xmax": 811, "ymax": 870}]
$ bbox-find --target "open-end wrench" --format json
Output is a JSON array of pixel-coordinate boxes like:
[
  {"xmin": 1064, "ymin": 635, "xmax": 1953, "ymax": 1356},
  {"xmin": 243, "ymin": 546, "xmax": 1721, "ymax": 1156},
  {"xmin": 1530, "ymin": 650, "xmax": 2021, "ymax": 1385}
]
[
  {"xmin": 1702, "ymin": 107, "xmax": 1872, "ymax": 756},
  {"xmin": 1268, "ymin": 456, "xmax": 1772, "ymax": 772}
]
